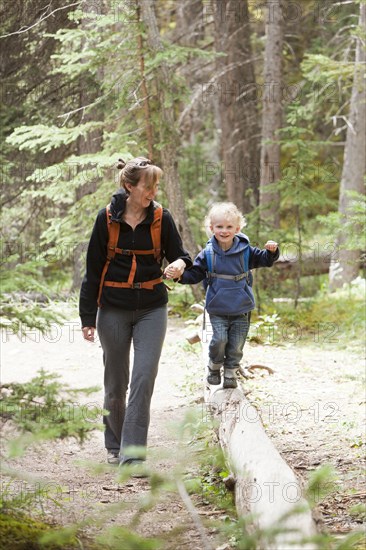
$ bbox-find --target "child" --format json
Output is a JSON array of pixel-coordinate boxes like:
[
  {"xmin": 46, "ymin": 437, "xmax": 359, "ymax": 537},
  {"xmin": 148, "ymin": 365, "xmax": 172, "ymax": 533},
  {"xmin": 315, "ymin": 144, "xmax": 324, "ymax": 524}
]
[{"xmin": 164, "ymin": 202, "xmax": 279, "ymax": 389}]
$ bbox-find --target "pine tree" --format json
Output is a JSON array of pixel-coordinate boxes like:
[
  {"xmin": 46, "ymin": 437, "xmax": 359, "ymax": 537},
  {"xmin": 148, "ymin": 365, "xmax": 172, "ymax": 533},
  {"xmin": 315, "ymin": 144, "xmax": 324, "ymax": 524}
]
[{"xmin": 329, "ymin": 3, "xmax": 366, "ymax": 289}]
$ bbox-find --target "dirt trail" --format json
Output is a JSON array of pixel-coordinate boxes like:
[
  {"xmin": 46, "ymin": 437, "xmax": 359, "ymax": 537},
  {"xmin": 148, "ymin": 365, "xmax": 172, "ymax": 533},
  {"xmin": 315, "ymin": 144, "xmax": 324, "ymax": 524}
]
[
  {"xmin": 241, "ymin": 340, "xmax": 365, "ymax": 537},
  {"xmin": 1, "ymin": 314, "xmax": 365, "ymax": 548},
  {"xmin": 1, "ymin": 315, "xmax": 225, "ymax": 549}
]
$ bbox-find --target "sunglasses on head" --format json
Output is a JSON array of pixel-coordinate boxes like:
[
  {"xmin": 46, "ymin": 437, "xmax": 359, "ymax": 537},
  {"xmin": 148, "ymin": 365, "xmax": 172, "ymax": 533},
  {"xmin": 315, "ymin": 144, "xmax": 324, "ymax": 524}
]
[{"xmin": 134, "ymin": 160, "xmax": 152, "ymax": 167}]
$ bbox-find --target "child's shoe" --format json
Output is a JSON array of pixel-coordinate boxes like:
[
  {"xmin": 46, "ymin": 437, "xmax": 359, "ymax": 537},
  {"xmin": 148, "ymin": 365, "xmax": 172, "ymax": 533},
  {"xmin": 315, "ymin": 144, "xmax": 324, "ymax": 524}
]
[
  {"xmin": 223, "ymin": 369, "xmax": 237, "ymax": 389},
  {"xmin": 207, "ymin": 367, "xmax": 221, "ymax": 385}
]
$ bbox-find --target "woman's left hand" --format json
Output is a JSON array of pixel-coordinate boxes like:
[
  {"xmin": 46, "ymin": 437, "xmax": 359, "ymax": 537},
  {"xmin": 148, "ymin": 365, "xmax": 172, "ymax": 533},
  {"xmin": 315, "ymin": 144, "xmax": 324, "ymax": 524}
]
[{"xmin": 164, "ymin": 259, "xmax": 186, "ymax": 279}]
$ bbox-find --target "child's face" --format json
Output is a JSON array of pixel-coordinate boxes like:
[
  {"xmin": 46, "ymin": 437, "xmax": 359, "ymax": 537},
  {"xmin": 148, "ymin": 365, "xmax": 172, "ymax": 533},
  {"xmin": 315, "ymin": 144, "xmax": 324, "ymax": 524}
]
[{"xmin": 210, "ymin": 216, "xmax": 240, "ymax": 249}]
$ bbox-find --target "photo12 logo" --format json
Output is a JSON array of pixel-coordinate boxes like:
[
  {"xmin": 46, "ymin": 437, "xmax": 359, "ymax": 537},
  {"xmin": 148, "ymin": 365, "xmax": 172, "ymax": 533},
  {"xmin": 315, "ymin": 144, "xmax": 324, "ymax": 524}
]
[
  {"xmin": 202, "ymin": 1, "xmax": 344, "ymax": 24},
  {"xmin": 1, "ymin": 321, "xmax": 82, "ymax": 344}
]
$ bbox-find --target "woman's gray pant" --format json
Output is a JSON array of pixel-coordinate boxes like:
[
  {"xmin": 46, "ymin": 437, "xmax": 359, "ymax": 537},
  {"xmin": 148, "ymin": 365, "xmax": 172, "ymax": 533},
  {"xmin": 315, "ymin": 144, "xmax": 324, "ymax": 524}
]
[{"xmin": 96, "ymin": 304, "xmax": 167, "ymax": 463}]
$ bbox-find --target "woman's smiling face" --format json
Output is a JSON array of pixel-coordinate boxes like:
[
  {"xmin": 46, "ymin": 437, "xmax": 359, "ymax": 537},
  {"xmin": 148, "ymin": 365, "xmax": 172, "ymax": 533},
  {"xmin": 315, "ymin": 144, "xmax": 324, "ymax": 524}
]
[{"xmin": 126, "ymin": 174, "xmax": 160, "ymax": 208}]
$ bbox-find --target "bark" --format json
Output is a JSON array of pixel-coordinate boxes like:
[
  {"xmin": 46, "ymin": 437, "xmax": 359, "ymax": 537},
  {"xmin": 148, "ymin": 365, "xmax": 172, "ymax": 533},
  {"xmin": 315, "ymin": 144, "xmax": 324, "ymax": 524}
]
[
  {"xmin": 259, "ymin": 0, "xmax": 283, "ymax": 229},
  {"xmin": 174, "ymin": 0, "xmax": 206, "ymax": 140},
  {"xmin": 136, "ymin": 5, "xmax": 154, "ymax": 160},
  {"xmin": 138, "ymin": 0, "xmax": 199, "ymax": 261},
  {"xmin": 273, "ymin": 251, "xmax": 366, "ymax": 279},
  {"xmin": 72, "ymin": 0, "xmax": 104, "ymax": 291},
  {"xmin": 213, "ymin": 0, "xmax": 260, "ymax": 212},
  {"xmin": 257, "ymin": 249, "xmax": 366, "ymax": 280},
  {"xmin": 329, "ymin": 4, "xmax": 366, "ymax": 289},
  {"xmin": 176, "ymin": 0, "xmax": 204, "ymax": 46}
]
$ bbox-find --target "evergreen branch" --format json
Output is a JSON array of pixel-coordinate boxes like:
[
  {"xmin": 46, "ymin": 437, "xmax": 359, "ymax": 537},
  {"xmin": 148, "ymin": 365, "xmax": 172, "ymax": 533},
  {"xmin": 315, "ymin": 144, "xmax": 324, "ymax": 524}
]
[
  {"xmin": 57, "ymin": 72, "xmax": 132, "ymax": 121},
  {"xmin": 0, "ymin": 2, "xmax": 82, "ymax": 39},
  {"xmin": 6, "ymin": 122, "xmax": 104, "ymax": 152},
  {"xmin": 0, "ymin": 188, "xmax": 26, "ymax": 209},
  {"xmin": 18, "ymin": 204, "xmax": 43, "ymax": 235}
]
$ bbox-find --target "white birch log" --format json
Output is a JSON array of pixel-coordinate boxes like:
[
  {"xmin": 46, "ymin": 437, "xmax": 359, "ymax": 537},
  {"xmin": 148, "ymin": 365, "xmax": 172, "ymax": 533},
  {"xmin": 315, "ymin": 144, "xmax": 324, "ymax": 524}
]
[{"xmin": 202, "ymin": 340, "xmax": 317, "ymax": 549}]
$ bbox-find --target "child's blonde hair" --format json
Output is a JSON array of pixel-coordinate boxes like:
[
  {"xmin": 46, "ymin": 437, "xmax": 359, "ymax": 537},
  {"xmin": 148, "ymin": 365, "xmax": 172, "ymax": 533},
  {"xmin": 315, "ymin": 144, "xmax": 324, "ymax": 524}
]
[{"xmin": 204, "ymin": 202, "xmax": 246, "ymax": 237}]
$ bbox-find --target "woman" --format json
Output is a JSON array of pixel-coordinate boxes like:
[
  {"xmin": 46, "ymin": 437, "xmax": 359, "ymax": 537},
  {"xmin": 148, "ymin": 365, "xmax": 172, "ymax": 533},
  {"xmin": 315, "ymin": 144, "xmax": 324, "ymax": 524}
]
[{"xmin": 80, "ymin": 157, "xmax": 191, "ymax": 466}]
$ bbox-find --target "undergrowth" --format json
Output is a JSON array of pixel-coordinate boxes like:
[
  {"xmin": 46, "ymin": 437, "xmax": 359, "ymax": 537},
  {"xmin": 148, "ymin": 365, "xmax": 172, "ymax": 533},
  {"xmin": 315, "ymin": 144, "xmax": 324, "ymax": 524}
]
[
  {"xmin": 168, "ymin": 277, "xmax": 366, "ymax": 349},
  {"xmin": 0, "ymin": 369, "xmax": 102, "ymax": 457},
  {"xmin": 262, "ymin": 277, "xmax": 366, "ymax": 348},
  {"xmin": 1, "ymin": 279, "xmax": 365, "ymax": 549}
]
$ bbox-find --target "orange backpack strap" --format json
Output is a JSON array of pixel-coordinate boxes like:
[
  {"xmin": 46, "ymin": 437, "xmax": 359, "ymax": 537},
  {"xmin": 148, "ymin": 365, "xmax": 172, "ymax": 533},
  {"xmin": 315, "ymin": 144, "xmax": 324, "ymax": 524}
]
[
  {"xmin": 151, "ymin": 203, "xmax": 163, "ymax": 262},
  {"xmin": 97, "ymin": 205, "xmax": 120, "ymax": 307},
  {"xmin": 98, "ymin": 202, "xmax": 163, "ymax": 306}
]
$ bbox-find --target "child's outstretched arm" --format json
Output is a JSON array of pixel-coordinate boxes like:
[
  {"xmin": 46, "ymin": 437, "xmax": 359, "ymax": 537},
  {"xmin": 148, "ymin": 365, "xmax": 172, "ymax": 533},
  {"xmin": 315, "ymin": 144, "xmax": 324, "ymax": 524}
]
[
  {"xmin": 264, "ymin": 240, "xmax": 278, "ymax": 253},
  {"xmin": 249, "ymin": 240, "xmax": 280, "ymax": 268}
]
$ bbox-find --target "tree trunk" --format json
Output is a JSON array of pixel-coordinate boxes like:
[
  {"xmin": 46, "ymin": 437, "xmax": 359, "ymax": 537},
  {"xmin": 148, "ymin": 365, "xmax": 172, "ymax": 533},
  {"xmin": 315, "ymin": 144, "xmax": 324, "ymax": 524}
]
[
  {"xmin": 176, "ymin": 0, "xmax": 204, "ymax": 46},
  {"xmin": 214, "ymin": 0, "xmax": 260, "ymax": 213},
  {"xmin": 259, "ymin": 0, "xmax": 283, "ymax": 229},
  {"xmin": 138, "ymin": 0, "xmax": 199, "ymax": 261},
  {"xmin": 136, "ymin": 4, "xmax": 154, "ymax": 161},
  {"xmin": 329, "ymin": 4, "xmax": 366, "ymax": 289},
  {"xmin": 72, "ymin": 1, "xmax": 104, "ymax": 292}
]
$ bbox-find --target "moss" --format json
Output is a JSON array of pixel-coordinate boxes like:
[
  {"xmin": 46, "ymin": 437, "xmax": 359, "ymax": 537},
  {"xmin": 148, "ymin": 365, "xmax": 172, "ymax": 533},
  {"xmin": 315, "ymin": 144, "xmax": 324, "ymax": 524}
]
[
  {"xmin": 0, "ymin": 513, "xmax": 49, "ymax": 549},
  {"xmin": 0, "ymin": 512, "xmax": 83, "ymax": 550}
]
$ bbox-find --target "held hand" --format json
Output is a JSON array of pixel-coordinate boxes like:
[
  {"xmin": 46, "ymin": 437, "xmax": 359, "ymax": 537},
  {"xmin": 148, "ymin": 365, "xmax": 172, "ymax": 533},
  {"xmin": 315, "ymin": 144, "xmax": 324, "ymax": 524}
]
[
  {"xmin": 164, "ymin": 259, "xmax": 186, "ymax": 280},
  {"xmin": 264, "ymin": 240, "xmax": 278, "ymax": 253},
  {"xmin": 82, "ymin": 327, "xmax": 95, "ymax": 342}
]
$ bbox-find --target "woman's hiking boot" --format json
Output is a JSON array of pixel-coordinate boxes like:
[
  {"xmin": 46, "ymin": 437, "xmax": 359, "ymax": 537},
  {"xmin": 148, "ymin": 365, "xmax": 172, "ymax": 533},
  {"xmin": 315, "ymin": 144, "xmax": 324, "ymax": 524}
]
[{"xmin": 107, "ymin": 451, "xmax": 120, "ymax": 465}]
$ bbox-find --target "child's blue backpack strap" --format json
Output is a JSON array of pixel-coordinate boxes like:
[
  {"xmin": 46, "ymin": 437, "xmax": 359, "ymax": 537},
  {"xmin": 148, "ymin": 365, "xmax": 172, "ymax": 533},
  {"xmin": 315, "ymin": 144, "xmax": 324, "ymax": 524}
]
[
  {"xmin": 204, "ymin": 240, "xmax": 214, "ymax": 274},
  {"xmin": 241, "ymin": 246, "xmax": 253, "ymax": 285},
  {"xmin": 204, "ymin": 240, "xmax": 250, "ymax": 282},
  {"xmin": 242, "ymin": 246, "xmax": 250, "ymax": 273}
]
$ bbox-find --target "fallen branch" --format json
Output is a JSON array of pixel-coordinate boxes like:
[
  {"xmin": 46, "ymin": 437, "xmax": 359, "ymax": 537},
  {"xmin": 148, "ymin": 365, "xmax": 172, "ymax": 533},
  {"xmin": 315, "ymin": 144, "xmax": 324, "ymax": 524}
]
[
  {"xmin": 273, "ymin": 252, "xmax": 365, "ymax": 279},
  {"xmin": 246, "ymin": 365, "xmax": 275, "ymax": 375}
]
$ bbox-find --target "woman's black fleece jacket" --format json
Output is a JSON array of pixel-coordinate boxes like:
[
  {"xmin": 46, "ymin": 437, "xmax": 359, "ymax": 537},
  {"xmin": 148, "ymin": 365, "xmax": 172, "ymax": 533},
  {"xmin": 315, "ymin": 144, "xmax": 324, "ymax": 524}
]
[{"xmin": 79, "ymin": 189, "xmax": 192, "ymax": 328}]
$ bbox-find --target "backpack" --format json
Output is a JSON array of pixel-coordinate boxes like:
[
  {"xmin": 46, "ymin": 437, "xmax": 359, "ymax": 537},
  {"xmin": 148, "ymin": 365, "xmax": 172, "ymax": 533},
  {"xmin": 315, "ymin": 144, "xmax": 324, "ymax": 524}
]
[
  {"xmin": 97, "ymin": 202, "xmax": 163, "ymax": 306},
  {"xmin": 204, "ymin": 240, "xmax": 251, "ymax": 284},
  {"xmin": 203, "ymin": 240, "xmax": 255, "ymax": 315}
]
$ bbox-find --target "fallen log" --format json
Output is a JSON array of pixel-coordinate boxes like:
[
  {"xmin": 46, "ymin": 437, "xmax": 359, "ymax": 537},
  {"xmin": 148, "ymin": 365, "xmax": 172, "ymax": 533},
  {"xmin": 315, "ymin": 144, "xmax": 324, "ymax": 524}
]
[
  {"xmin": 273, "ymin": 252, "xmax": 330, "ymax": 278},
  {"xmin": 273, "ymin": 252, "xmax": 364, "ymax": 279},
  {"xmin": 202, "ymin": 342, "xmax": 317, "ymax": 549}
]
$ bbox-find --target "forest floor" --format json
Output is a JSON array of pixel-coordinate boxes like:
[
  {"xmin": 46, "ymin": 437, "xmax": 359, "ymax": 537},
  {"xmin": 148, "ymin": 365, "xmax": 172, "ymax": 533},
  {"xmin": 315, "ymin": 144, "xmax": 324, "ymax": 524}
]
[{"xmin": 1, "ymin": 310, "xmax": 365, "ymax": 549}]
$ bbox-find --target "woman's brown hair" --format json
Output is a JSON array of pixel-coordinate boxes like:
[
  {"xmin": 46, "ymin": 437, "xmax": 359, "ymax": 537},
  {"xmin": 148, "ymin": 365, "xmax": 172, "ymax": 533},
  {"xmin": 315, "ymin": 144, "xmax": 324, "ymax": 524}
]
[{"xmin": 117, "ymin": 157, "xmax": 162, "ymax": 191}]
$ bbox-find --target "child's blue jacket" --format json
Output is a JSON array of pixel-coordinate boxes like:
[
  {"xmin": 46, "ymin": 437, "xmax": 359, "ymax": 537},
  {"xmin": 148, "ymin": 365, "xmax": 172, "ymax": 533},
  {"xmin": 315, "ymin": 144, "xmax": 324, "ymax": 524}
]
[{"xmin": 180, "ymin": 233, "xmax": 279, "ymax": 316}]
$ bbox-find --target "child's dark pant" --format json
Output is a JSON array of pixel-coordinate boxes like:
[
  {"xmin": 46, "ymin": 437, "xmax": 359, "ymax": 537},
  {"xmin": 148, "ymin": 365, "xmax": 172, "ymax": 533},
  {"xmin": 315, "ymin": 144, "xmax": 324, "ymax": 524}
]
[{"xmin": 208, "ymin": 313, "xmax": 250, "ymax": 370}]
